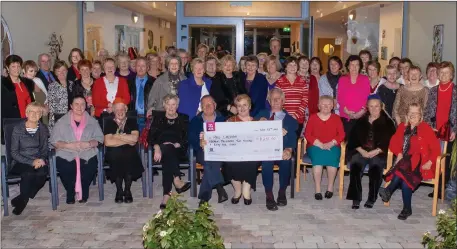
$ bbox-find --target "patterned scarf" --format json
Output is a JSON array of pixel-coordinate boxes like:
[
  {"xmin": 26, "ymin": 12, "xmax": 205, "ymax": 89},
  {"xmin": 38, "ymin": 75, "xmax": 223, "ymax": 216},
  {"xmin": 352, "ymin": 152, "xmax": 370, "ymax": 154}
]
[
  {"xmin": 402, "ymin": 125, "xmax": 417, "ymax": 156},
  {"xmin": 326, "ymin": 71, "xmax": 341, "ymax": 97},
  {"xmin": 69, "ymin": 111, "xmax": 87, "ymax": 201}
]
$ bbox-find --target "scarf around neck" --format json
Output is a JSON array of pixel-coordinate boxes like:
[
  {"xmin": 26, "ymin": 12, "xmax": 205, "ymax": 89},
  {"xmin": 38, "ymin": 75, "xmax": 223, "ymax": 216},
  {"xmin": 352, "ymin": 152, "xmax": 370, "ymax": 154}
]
[
  {"xmin": 70, "ymin": 111, "xmax": 87, "ymax": 201},
  {"xmin": 326, "ymin": 71, "xmax": 341, "ymax": 97}
]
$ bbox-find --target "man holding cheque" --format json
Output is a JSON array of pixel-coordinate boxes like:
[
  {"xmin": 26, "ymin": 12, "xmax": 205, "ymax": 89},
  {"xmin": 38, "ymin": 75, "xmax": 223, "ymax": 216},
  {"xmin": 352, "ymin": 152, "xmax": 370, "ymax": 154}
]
[{"xmin": 256, "ymin": 88, "xmax": 298, "ymax": 211}]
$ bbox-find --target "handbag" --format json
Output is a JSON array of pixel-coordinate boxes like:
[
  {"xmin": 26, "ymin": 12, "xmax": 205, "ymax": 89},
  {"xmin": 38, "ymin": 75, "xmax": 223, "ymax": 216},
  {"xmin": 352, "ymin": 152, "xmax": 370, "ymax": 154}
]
[
  {"xmin": 385, "ymin": 156, "xmax": 423, "ymax": 190},
  {"xmin": 139, "ymin": 117, "xmax": 152, "ymax": 148}
]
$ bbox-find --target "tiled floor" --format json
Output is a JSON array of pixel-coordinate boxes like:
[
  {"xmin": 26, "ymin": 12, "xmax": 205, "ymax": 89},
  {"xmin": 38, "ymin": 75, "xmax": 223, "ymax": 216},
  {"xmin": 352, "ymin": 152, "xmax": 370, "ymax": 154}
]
[{"xmin": 1, "ymin": 170, "xmax": 447, "ymax": 248}]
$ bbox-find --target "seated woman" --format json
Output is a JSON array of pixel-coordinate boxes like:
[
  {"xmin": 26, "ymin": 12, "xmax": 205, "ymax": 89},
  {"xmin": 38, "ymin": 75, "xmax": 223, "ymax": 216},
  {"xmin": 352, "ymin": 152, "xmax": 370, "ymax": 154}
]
[
  {"xmin": 10, "ymin": 102, "xmax": 49, "ymax": 215},
  {"xmin": 50, "ymin": 95, "xmax": 104, "ymax": 204},
  {"xmin": 346, "ymin": 94, "xmax": 396, "ymax": 209},
  {"xmin": 225, "ymin": 94, "xmax": 259, "ymax": 205},
  {"xmin": 177, "ymin": 58, "xmax": 212, "ymax": 120},
  {"xmin": 103, "ymin": 98, "xmax": 144, "ymax": 204},
  {"xmin": 305, "ymin": 95, "xmax": 345, "ymax": 200},
  {"xmin": 148, "ymin": 94, "xmax": 191, "ymax": 209},
  {"xmin": 380, "ymin": 103, "xmax": 441, "ymax": 220}
]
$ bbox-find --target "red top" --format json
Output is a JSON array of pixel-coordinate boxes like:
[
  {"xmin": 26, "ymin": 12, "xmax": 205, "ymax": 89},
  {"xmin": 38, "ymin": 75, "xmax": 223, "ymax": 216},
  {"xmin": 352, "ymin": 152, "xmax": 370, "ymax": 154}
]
[
  {"xmin": 73, "ymin": 65, "xmax": 81, "ymax": 80},
  {"xmin": 307, "ymin": 75, "xmax": 320, "ymax": 115},
  {"xmin": 275, "ymin": 75, "xmax": 309, "ymax": 124},
  {"xmin": 92, "ymin": 76, "xmax": 131, "ymax": 117},
  {"xmin": 304, "ymin": 113, "xmax": 345, "ymax": 147},
  {"xmin": 388, "ymin": 122, "xmax": 441, "ymax": 183},
  {"xmin": 14, "ymin": 82, "xmax": 32, "ymax": 118},
  {"xmin": 436, "ymin": 82, "xmax": 454, "ymax": 135}
]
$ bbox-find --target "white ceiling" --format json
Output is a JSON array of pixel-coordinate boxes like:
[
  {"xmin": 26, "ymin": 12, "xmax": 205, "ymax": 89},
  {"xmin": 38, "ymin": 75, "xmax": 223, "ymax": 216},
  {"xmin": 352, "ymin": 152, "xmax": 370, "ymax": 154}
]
[{"xmin": 112, "ymin": 1, "xmax": 177, "ymax": 22}]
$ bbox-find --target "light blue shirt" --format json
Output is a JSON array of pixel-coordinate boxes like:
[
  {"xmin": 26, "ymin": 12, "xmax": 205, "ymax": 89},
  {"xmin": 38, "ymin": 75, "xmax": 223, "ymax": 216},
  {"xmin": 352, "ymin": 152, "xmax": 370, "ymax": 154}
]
[
  {"xmin": 40, "ymin": 69, "xmax": 55, "ymax": 83},
  {"xmin": 270, "ymin": 110, "xmax": 286, "ymax": 121}
]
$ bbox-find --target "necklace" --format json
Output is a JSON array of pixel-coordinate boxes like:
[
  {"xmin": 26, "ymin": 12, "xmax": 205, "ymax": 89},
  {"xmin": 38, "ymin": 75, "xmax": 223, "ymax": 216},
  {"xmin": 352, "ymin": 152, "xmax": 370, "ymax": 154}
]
[{"xmin": 439, "ymin": 82, "xmax": 452, "ymax": 92}]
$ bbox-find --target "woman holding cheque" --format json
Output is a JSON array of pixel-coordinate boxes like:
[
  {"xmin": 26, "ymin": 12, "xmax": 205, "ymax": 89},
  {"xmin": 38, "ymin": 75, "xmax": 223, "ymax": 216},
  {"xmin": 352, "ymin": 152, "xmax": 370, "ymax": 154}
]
[{"xmin": 200, "ymin": 94, "xmax": 258, "ymax": 205}]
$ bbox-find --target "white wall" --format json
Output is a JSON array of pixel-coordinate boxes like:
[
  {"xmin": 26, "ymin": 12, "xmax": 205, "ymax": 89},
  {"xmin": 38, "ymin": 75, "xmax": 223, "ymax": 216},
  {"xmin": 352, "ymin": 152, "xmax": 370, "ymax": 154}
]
[
  {"xmin": 143, "ymin": 16, "xmax": 177, "ymax": 53},
  {"xmin": 1, "ymin": 1, "xmax": 78, "ymax": 62},
  {"xmin": 379, "ymin": 2, "xmax": 403, "ymax": 71},
  {"xmin": 346, "ymin": 4, "xmax": 380, "ymax": 58},
  {"xmin": 408, "ymin": 2, "xmax": 457, "ymax": 72},
  {"xmin": 84, "ymin": 2, "xmax": 144, "ymax": 55}
]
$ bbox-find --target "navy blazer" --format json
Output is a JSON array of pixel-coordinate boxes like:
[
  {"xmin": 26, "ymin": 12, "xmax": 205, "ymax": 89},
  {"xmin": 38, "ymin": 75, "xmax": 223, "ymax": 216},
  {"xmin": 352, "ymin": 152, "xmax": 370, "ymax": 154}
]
[
  {"xmin": 255, "ymin": 109, "xmax": 298, "ymax": 150},
  {"xmin": 243, "ymin": 73, "xmax": 268, "ymax": 116},
  {"xmin": 177, "ymin": 74, "xmax": 213, "ymax": 120},
  {"xmin": 188, "ymin": 112, "xmax": 226, "ymax": 154}
]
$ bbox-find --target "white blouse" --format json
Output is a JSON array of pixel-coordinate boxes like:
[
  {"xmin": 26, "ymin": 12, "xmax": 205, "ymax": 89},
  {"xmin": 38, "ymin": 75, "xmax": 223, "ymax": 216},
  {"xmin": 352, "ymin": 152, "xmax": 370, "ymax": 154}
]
[{"xmin": 103, "ymin": 76, "xmax": 119, "ymax": 103}]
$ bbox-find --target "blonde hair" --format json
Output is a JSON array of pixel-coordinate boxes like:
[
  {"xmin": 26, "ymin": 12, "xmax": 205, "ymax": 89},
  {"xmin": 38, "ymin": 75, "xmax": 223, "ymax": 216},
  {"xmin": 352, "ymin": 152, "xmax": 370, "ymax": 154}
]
[
  {"xmin": 319, "ymin": 95, "xmax": 334, "ymax": 103},
  {"xmin": 190, "ymin": 58, "xmax": 205, "ymax": 72},
  {"xmin": 267, "ymin": 88, "xmax": 285, "ymax": 103},
  {"xmin": 234, "ymin": 94, "xmax": 252, "ymax": 108},
  {"xmin": 220, "ymin": 55, "xmax": 236, "ymax": 70},
  {"xmin": 265, "ymin": 55, "xmax": 281, "ymax": 72},
  {"xmin": 405, "ymin": 102, "xmax": 423, "ymax": 124},
  {"xmin": 162, "ymin": 94, "xmax": 180, "ymax": 107},
  {"xmin": 26, "ymin": 102, "xmax": 44, "ymax": 115}
]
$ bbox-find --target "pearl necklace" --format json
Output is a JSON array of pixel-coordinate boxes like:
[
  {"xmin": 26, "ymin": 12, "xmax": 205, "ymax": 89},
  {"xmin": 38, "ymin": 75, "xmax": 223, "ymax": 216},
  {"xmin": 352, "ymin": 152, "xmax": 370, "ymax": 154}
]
[{"xmin": 439, "ymin": 82, "xmax": 452, "ymax": 92}]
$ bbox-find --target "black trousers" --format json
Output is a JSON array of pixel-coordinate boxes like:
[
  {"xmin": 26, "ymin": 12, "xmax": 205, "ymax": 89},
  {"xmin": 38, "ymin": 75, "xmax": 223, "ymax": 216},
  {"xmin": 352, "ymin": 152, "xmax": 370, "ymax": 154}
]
[
  {"xmin": 346, "ymin": 153, "xmax": 385, "ymax": 204},
  {"xmin": 160, "ymin": 144, "xmax": 182, "ymax": 195},
  {"xmin": 11, "ymin": 163, "xmax": 48, "ymax": 200},
  {"xmin": 341, "ymin": 118, "xmax": 357, "ymax": 141},
  {"xmin": 56, "ymin": 156, "xmax": 98, "ymax": 201}
]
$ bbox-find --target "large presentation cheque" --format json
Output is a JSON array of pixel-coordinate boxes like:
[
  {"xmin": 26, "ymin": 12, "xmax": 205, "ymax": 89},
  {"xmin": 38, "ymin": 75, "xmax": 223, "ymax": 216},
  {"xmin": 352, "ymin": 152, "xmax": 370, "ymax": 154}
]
[{"xmin": 203, "ymin": 121, "xmax": 283, "ymax": 162}]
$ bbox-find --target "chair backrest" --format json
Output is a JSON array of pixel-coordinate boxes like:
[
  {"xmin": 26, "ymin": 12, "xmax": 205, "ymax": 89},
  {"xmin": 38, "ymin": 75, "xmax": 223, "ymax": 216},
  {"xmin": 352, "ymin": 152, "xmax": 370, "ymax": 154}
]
[
  {"xmin": 2, "ymin": 118, "xmax": 25, "ymax": 172},
  {"xmin": 440, "ymin": 141, "xmax": 448, "ymax": 154}
]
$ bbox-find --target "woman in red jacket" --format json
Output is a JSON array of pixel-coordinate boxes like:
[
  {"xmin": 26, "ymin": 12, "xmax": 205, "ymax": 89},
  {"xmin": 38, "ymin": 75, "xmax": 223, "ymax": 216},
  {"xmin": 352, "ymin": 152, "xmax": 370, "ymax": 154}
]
[
  {"xmin": 92, "ymin": 58, "xmax": 130, "ymax": 120},
  {"xmin": 379, "ymin": 103, "xmax": 441, "ymax": 220}
]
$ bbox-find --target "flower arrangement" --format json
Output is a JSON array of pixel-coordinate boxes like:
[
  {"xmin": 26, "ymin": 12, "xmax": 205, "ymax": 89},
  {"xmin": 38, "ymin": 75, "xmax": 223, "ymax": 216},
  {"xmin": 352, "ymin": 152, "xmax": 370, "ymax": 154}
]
[
  {"xmin": 142, "ymin": 194, "xmax": 225, "ymax": 249},
  {"xmin": 422, "ymin": 199, "xmax": 456, "ymax": 249}
]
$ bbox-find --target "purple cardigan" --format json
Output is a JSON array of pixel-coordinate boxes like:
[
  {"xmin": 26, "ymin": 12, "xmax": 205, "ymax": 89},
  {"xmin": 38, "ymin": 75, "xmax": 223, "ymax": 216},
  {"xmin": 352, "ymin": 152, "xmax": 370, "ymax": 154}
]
[{"xmin": 177, "ymin": 74, "xmax": 213, "ymax": 120}]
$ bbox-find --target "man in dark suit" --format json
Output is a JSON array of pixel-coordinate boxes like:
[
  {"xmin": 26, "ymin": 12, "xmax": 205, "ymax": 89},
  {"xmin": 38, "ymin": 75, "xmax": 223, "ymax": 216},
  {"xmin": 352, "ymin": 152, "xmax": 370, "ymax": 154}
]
[
  {"xmin": 127, "ymin": 57, "xmax": 154, "ymax": 133},
  {"xmin": 256, "ymin": 88, "xmax": 298, "ymax": 211},
  {"xmin": 35, "ymin": 53, "xmax": 56, "ymax": 89}
]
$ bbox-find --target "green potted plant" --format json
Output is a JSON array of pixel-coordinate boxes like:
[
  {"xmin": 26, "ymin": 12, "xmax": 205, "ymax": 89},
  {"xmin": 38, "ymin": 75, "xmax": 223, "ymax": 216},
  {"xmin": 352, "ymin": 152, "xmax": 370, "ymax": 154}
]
[
  {"xmin": 142, "ymin": 194, "xmax": 225, "ymax": 249},
  {"xmin": 422, "ymin": 199, "xmax": 456, "ymax": 249}
]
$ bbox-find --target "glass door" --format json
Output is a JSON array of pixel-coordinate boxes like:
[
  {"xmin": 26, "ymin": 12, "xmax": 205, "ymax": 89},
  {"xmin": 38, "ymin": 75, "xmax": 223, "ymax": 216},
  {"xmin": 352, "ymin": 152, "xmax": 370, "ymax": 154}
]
[
  {"xmin": 188, "ymin": 25, "xmax": 236, "ymax": 58},
  {"xmin": 302, "ymin": 17, "xmax": 314, "ymax": 57}
]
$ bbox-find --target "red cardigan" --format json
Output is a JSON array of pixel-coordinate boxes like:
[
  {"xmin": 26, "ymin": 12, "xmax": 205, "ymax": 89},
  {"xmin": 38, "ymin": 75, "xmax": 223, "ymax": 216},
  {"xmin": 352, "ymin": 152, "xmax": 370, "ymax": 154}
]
[
  {"xmin": 305, "ymin": 113, "xmax": 345, "ymax": 147},
  {"xmin": 307, "ymin": 75, "xmax": 319, "ymax": 115},
  {"xmin": 388, "ymin": 122, "xmax": 441, "ymax": 181},
  {"xmin": 92, "ymin": 76, "xmax": 131, "ymax": 117}
]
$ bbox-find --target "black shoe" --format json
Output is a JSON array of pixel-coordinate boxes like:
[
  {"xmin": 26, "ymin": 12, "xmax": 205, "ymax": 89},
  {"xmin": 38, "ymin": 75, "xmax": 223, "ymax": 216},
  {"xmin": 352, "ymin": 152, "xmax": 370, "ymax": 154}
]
[
  {"xmin": 124, "ymin": 190, "xmax": 133, "ymax": 203},
  {"xmin": 159, "ymin": 203, "xmax": 166, "ymax": 210},
  {"xmin": 397, "ymin": 208, "xmax": 412, "ymax": 220},
  {"xmin": 199, "ymin": 200, "xmax": 208, "ymax": 207},
  {"xmin": 78, "ymin": 199, "xmax": 87, "ymax": 204},
  {"xmin": 66, "ymin": 196, "xmax": 75, "ymax": 204},
  {"xmin": 324, "ymin": 191, "xmax": 333, "ymax": 199},
  {"xmin": 115, "ymin": 191, "xmax": 124, "ymax": 203},
  {"xmin": 217, "ymin": 188, "xmax": 228, "ymax": 204},
  {"xmin": 175, "ymin": 182, "xmax": 191, "ymax": 194},
  {"xmin": 231, "ymin": 195, "xmax": 241, "ymax": 204},
  {"xmin": 428, "ymin": 192, "xmax": 442, "ymax": 199},
  {"xmin": 364, "ymin": 202, "xmax": 374, "ymax": 208},
  {"xmin": 314, "ymin": 193, "xmax": 323, "ymax": 200},
  {"xmin": 12, "ymin": 198, "xmax": 28, "ymax": 215},
  {"xmin": 277, "ymin": 190, "xmax": 287, "ymax": 206},
  {"xmin": 11, "ymin": 195, "xmax": 21, "ymax": 208},
  {"xmin": 266, "ymin": 197, "xmax": 278, "ymax": 211},
  {"xmin": 379, "ymin": 188, "xmax": 392, "ymax": 203},
  {"xmin": 244, "ymin": 198, "xmax": 252, "ymax": 205},
  {"xmin": 352, "ymin": 201, "xmax": 360, "ymax": 209}
]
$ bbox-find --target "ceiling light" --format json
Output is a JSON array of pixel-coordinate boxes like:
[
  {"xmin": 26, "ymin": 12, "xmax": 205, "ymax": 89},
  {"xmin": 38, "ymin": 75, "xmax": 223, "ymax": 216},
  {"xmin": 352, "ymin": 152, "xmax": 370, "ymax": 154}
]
[
  {"xmin": 247, "ymin": 12, "xmax": 250, "ymax": 16},
  {"xmin": 132, "ymin": 12, "xmax": 139, "ymax": 24},
  {"xmin": 316, "ymin": 9, "xmax": 320, "ymax": 13},
  {"xmin": 165, "ymin": 3, "xmax": 168, "ymax": 7},
  {"xmin": 320, "ymin": 12, "xmax": 323, "ymax": 17},
  {"xmin": 152, "ymin": 2, "xmax": 156, "ymax": 8}
]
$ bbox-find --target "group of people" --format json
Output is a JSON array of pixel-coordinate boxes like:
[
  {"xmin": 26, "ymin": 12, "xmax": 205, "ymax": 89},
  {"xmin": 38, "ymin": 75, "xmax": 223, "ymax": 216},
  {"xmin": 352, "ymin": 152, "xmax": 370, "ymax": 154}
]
[{"xmin": 1, "ymin": 37, "xmax": 456, "ymax": 220}]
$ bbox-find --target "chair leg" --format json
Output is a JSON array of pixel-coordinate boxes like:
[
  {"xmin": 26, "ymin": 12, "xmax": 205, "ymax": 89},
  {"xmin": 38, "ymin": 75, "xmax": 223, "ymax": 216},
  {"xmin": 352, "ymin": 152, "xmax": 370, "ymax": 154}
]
[
  {"xmin": 1, "ymin": 176, "xmax": 9, "ymax": 216},
  {"xmin": 290, "ymin": 158, "xmax": 295, "ymax": 199},
  {"xmin": 6, "ymin": 184, "xmax": 10, "ymax": 198},
  {"xmin": 432, "ymin": 182, "xmax": 439, "ymax": 216},
  {"xmin": 141, "ymin": 151, "xmax": 147, "ymax": 198},
  {"xmin": 295, "ymin": 163, "xmax": 301, "ymax": 193},
  {"xmin": 338, "ymin": 167, "xmax": 344, "ymax": 199},
  {"xmin": 441, "ymin": 167, "xmax": 445, "ymax": 204},
  {"xmin": 97, "ymin": 151, "xmax": 104, "ymax": 201},
  {"xmin": 52, "ymin": 155, "xmax": 59, "ymax": 206},
  {"xmin": 49, "ymin": 159, "xmax": 57, "ymax": 211},
  {"xmin": 148, "ymin": 165, "xmax": 154, "ymax": 199}
]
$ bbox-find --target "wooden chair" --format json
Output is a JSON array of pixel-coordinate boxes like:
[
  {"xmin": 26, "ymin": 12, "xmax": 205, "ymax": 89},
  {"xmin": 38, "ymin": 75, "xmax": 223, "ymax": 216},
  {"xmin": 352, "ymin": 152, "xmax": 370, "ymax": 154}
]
[
  {"xmin": 383, "ymin": 141, "xmax": 448, "ymax": 216},
  {"xmin": 295, "ymin": 138, "xmax": 347, "ymax": 196},
  {"xmin": 337, "ymin": 143, "xmax": 393, "ymax": 199}
]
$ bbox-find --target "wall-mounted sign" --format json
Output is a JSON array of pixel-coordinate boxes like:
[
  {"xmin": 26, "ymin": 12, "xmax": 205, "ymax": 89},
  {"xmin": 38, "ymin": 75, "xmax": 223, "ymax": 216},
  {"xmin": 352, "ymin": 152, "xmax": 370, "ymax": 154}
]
[{"xmin": 230, "ymin": 2, "xmax": 252, "ymax": 7}]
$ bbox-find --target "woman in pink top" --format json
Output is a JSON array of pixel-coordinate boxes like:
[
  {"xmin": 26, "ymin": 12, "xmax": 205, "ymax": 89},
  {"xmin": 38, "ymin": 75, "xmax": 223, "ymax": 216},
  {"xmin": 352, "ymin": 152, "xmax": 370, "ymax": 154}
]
[{"xmin": 337, "ymin": 55, "xmax": 371, "ymax": 138}]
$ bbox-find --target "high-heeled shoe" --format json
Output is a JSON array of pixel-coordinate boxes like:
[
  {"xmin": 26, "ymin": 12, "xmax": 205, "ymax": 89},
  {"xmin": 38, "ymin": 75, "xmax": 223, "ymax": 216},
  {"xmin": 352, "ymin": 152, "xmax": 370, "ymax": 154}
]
[
  {"xmin": 175, "ymin": 182, "xmax": 191, "ymax": 194},
  {"xmin": 231, "ymin": 195, "xmax": 241, "ymax": 204},
  {"xmin": 324, "ymin": 191, "xmax": 333, "ymax": 199},
  {"xmin": 243, "ymin": 198, "xmax": 252, "ymax": 205},
  {"xmin": 159, "ymin": 203, "xmax": 166, "ymax": 210}
]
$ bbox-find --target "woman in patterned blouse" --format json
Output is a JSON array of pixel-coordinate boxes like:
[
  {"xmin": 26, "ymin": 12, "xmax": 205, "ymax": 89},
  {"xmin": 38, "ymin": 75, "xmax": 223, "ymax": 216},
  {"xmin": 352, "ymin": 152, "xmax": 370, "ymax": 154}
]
[{"xmin": 48, "ymin": 60, "xmax": 72, "ymax": 132}]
